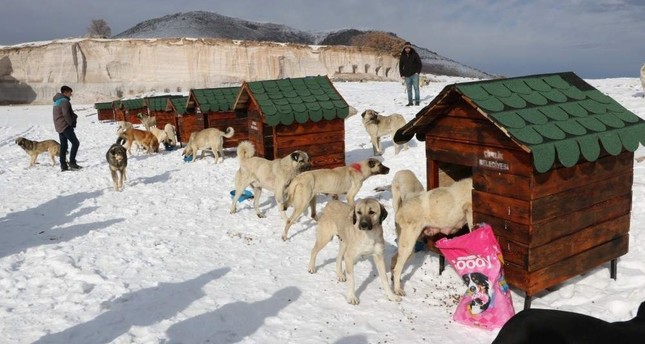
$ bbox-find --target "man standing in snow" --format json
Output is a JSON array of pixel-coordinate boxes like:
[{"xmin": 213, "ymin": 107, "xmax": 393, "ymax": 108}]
[
  {"xmin": 53, "ymin": 85, "xmax": 82, "ymax": 171},
  {"xmin": 398, "ymin": 41, "xmax": 422, "ymax": 106}
]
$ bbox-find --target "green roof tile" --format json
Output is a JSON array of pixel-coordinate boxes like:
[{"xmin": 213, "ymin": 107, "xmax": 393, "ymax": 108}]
[
  {"xmin": 94, "ymin": 102, "xmax": 113, "ymax": 110},
  {"xmin": 190, "ymin": 87, "xmax": 240, "ymax": 112},
  {"xmin": 449, "ymin": 72, "xmax": 645, "ymax": 172}
]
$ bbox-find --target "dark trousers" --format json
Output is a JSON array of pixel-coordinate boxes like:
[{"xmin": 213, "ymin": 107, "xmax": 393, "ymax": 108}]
[{"xmin": 59, "ymin": 126, "xmax": 79, "ymax": 166}]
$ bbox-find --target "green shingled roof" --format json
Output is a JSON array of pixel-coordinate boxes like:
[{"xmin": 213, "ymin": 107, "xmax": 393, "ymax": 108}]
[
  {"xmin": 120, "ymin": 98, "xmax": 146, "ymax": 111},
  {"xmin": 170, "ymin": 96, "xmax": 189, "ymax": 115},
  {"xmin": 245, "ymin": 75, "xmax": 349, "ymax": 126},
  {"xmin": 455, "ymin": 72, "xmax": 645, "ymax": 172},
  {"xmin": 192, "ymin": 87, "xmax": 240, "ymax": 112},
  {"xmin": 146, "ymin": 95, "xmax": 184, "ymax": 111},
  {"xmin": 94, "ymin": 102, "xmax": 113, "ymax": 110}
]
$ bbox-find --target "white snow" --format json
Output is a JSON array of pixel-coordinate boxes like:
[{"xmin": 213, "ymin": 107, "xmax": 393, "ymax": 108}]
[{"xmin": 1, "ymin": 77, "xmax": 644, "ymax": 344}]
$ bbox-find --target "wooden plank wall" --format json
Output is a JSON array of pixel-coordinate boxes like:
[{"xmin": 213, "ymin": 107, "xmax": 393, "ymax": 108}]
[
  {"xmin": 275, "ymin": 118, "xmax": 344, "ymax": 169},
  {"xmin": 247, "ymin": 103, "xmax": 274, "ymax": 160},
  {"xmin": 97, "ymin": 109, "xmax": 114, "ymax": 122},
  {"xmin": 177, "ymin": 114, "xmax": 204, "ymax": 145},
  {"xmin": 203, "ymin": 111, "xmax": 249, "ymax": 149}
]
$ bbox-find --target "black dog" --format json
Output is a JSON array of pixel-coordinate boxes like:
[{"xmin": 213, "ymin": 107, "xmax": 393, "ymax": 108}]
[{"xmin": 492, "ymin": 301, "xmax": 645, "ymax": 344}]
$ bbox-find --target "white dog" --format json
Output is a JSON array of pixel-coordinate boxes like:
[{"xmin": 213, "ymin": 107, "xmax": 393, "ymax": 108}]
[
  {"xmin": 391, "ymin": 177, "xmax": 473, "ymax": 296},
  {"xmin": 164, "ymin": 123, "xmax": 178, "ymax": 147},
  {"xmin": 230, "ymin": 141, "xmax": 311, "ymax": 218},
  {"xmin": 361, "ymin": 109, "xmax": 408, "ymax": 155},
  {"xmin": 281, "ymin": 158, "xmax": 390, "ymax": 241},
  {"xmin": 308, "ymin": 198, "xmax": 401, "ymax": 305},
  {"xmin": 391, "ymin": 169, "xmax": 425, "ymax": 215}
]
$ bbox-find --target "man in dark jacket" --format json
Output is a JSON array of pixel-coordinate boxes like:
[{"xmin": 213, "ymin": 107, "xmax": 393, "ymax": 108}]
[
  {"xmin": 53, "ymin": 85, "xmax": 82, "ymax": 171},
  {"xmin": 398, "ymin": 41, "xmax": 423, "ymax": 106}
]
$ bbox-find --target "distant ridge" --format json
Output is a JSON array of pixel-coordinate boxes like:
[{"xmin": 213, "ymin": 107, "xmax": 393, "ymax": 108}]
[{"xmin": 113, "ymin": 11, "xmax": 494, "ymax": 79}]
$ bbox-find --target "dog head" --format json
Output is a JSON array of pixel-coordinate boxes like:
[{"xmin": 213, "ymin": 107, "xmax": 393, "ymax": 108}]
[
  {"xmin": 288, "ymin": 150, "xmax": 312, "ymax": 172},
  {"xmin": 367, "ymin": 158, "xmax": 390, "ymax": 176},
  {"xmin": 352, "ymin": 198, "xmax": 388, "ymax": 231},
  {"xmin": 107, "ymin": 144, "xmax": 128, "ymax": 163},
  {"xmin": 15, "ymin": 137, "xmax": 30, "ymax": 150},
  {"xmin": 462, "ymin": 272, "xmax": 492, "ymax": 315},
  {"xmin": 361, "ymin": 109, "xmax": 380, "ymax": 125}
]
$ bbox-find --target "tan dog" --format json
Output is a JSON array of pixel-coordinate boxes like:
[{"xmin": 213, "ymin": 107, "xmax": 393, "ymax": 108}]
[
  {"xmin": 361, "ymin": 109, "xmax": 408, "ymax": 155},
  {"xmin": 308, "ymin": 198, "xmax": 401, "ymax": 305},
  {"xmin": 391, "ymin": 169, "xmax": 425, "ymax": 215},
  {"xmin": 391, "ymin": 177, "xmax": 473, "ymax": 296},
  {"xmin": 230, "ymin": 140, "xmax": 311, "ymax": 218},
  {"xmin": 182, "ymin": 127, "xmax": 234, "ymax": 164},
  {"xmin": 149, "ymin": 126, "xmax": 169, "ymax": 146},
  {"xmin": 116, "ymin": 121, "xmax": 134, "ymax": 134},
  {"xmin": 118, "ymin": 128, "xmax": 159, "ymax": 154},
  {"xmin": 281, "ymin": 158, "xmax": 390, "ymax": 241},
  {"xmin": 106, "ymin": 143, "xmax": 127, "ymax": 191},
  {"xmin": 137, "ymin": 113, "xmax": 157, "ymax": 131},
  {"xmin": 164, "ymin": 123, "xmax": 178, "ymax": 147},
  {"xmin": 15, "ymin": 137, "xmax": 61, "ymax": 167}
]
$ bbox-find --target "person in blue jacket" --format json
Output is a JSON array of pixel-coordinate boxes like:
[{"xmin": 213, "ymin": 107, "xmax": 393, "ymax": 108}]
[
  {"xmin": 398, "ymin": 42, "xmax": 423, "ymax": 106},
  {"xmin": 53, "ymin": 85, "xmax": 82, "ymax": 171}
]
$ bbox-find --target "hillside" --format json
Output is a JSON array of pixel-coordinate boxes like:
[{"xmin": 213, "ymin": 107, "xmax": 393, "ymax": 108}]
[{"xmin": 113, "ymin": 11, "xmax": 494, "ymax": 79}]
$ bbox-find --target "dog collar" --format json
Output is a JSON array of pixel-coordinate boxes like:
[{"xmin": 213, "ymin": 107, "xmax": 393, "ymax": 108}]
[{"xmin": 350, "ymin": 163, "xmax": 362, "ymax": 173}]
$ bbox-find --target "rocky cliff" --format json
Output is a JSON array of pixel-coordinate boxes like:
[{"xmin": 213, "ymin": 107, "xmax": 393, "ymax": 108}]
[{"xmin": 0, "ymin": 38, "xmax": 400, "ymax": 104}]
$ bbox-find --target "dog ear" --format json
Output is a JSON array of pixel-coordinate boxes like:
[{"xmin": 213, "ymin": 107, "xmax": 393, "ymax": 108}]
[
  {"xmin": 290, "ymin": 152, "xmax": 299, "ymax": 161},
  {"xmin": 368, "ymin": 159, "xmax": 377, "ymax": 168},
  {"xmin": 379, "ymin": 204, "xmax": 388, "ymax": 224},
  {"xmin": 360, "ymin": 110, "xmax": 367, "ymax": 118}
]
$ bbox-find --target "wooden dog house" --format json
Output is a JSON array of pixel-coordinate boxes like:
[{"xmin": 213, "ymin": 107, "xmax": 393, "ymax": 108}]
[
  {"xmin": 233, "ymin": 76, "xmax": 350, "ymax": 168},
  {"xmin": 94, "ymin": 101, "xmax": 115, "ymax": 122},
  {"xmin": 117, "ymin": 98, "xmax": 147, "ymax": 124},
  {"xmin": 394, "ymin": 72, "xmax": 645, "ymax": 308},
  {"xmin": 187, "ymin": 86, "xmax": 246, "ymax": 148},
  {"xmin": 146, "ymin": 95, "xmax": 185, "ymax": 130}
]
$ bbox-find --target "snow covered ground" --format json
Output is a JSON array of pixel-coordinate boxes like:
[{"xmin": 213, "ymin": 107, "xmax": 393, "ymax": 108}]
[{"xmin": 1, "ymin": 76, "xmax": 644, "ymax": 343}]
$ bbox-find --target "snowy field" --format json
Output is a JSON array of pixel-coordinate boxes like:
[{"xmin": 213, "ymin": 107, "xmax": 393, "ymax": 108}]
[{"xmin": 0, "ymin": 76, "xmax": 644, "ymax": 343}]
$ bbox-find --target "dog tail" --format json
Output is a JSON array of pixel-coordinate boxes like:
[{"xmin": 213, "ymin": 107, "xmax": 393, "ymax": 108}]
[
  {"xmin": 116, "ymin": 133, "xmax": 126, "ymax": 145},
  {"xmin": 223, "ymin": 127, "xmax": 235, "ymax": 138},
  {"xmin": 236, "ymin": 140, "xmax": 255, "ymax": 160}
]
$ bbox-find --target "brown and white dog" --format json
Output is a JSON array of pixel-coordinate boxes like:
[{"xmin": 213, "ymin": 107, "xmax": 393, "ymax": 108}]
[
  {"xmin": 308, "ymin": 198, "xmax": 401, "ymax": 305},
  {"xmin": 106, "ymin": 143, "xmax": 128, "ymax": 191},
  {"xmin": 117, "ymin": 128, "xmax": 159, "ymax": 154},
  {"xmin": 361, "ymin": 109, "xmax": 408, "ymax": 155},
  {"xmin": 15, "ymin": 137, "xmax": 61, "ymax": 167},
  {"xmin": 281, "ymin": 158, "xmax": 390, "ymax": 241}
]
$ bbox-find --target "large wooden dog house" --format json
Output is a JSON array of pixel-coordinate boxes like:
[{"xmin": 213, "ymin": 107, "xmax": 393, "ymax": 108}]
[
  {"xmin": 187, "ymin": 86, "xmax": 246, "ymax": 148},
  {"xmin": 394, "ymin": 72, "xmax": 645, "ymax": 308},
  {"xmin": 94, "ymin": 101, "xmax": 115, "ymax": 122},
  {"xmin": 233, "ymin": 76, "xmax": 350, "ymax": 168}
]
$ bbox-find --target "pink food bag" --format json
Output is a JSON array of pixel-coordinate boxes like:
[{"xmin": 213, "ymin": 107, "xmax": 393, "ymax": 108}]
[{"xmin": 435, "ymin": 223, "xmax": 515, "ymax": 329}]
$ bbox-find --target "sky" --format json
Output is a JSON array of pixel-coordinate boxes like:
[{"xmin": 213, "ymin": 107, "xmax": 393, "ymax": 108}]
[
  {"xmin": 1, "ymin": 76, "xmax": 644, "ymax": 343},
  {"xmin": 2, "ymin": 0, "xmax": 645, "ymax": 79}
]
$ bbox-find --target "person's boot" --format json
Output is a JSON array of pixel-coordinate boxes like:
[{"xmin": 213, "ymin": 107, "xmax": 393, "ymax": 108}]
[
  {"xmin": 61, "ymin": 164, "xmax": 69, "ymax": 172},
  {"xmin": 69, "ymin": 162, "xmax": 83, "ymax": 170}
]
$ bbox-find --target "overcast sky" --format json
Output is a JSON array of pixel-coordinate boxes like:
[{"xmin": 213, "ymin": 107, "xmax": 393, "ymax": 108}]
[{"xmin": 2, "ymin": 0, "xmax": 644, "ymax": 79}]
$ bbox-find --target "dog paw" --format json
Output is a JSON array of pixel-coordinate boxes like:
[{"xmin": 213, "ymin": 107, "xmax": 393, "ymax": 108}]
[
  {"xmin": 347, "ymin": 296, "xmax": 359, "ymax": 305},
  {"xmin": 307, "ymin": 265, "xmax": 316, "ymax": 274},
  {"xmin": 337, "ymin": 274, "xmax": 347, "ymax": 282},
  {"xmin": 388, "ymin": 294, "xmax": 402, "ymax": 302},
  {"xmin": 394, "ymin": 288, "xmax": 406, "ymax": 297},
  {"xmin": 281, "ymin": 234, "xmax": 288, "ymax": 241},
  {"xmin": 256, "ymin": 212, "xmax": 266, "ymax": 218}
]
